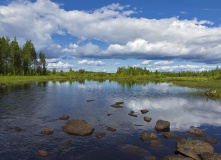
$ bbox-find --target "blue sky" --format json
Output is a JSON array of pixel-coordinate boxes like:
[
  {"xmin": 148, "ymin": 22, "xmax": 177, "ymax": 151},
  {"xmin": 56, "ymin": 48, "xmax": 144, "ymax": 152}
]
[{"xmin": 0, "ymin": 0, "xmax": 221, "ymax": 72}]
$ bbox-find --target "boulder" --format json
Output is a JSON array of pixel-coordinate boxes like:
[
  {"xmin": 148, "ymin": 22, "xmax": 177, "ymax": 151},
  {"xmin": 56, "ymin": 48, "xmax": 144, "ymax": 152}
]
[
  {"xmin": 106, "ymin": 126, "xmax": 116, "ymax": 132},
  {"xmin": 163, "ymin": 154, "xmax": 194, "ymax": 160},
  {"xmin": 140, "ymin": 133, "xmax": 158, "ymax": 142},
  {"xmin": 203, "ymin": 137, "xmax": 218, "ymax": 144},
  {"xmin": 187, "ymin": 129, "xmax": 206, "ymax": 137},
  {"xmin": 37, "ymin": 150, "xmax": 50, "ymax": 157},
  {"xmin": 176, "ymin": 147, "xmax": 201, "ymax": 160},
  {"xmin": 41, "ymin": 128, "xmax": 53, "ymax": 135},
  {"xmin": 95, "ymin": 133, "xmax": 106, "ymax": 138},
  {"xmin": 59, "ymin": 140, "xmax": 71, "ymax": 146},
  {"xmin": 144, "ymin": 117, "xmax": 152, "ymax": 122},
  {"xmin": 155, "ymin": 120, "xmax": 170, "ymax": 131},
  {"xmin": 59, "ymin": 115, "xmax": 69, "ymax": 120},
  {"xmin": 62, "ymin": 119, "xmax": 94, "ymax": 136},
  {"xmin": 200, "ymin": 152, "xmax": 221, "ymax": 160},
  {"xmin": 150, "ymin": 140, "xmax": 162, "ymax": 147},
  {"xmin": 141, "ymin": 109, "xmax": 149, "ymax": 114},
  {"xmin": 161, "ymin": 132, "xmax": 179, "ymax": 139},
  {"xmin": 176, "ymin": 137, "xmax": 214, "ymax": 154}
]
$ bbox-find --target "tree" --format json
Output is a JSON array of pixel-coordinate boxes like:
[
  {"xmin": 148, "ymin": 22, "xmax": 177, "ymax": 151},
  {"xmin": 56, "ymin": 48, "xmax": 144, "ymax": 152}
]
[
  {"xmin": 52, "ymin": 68, "xmax": 56, "ymax": 75},
  {"xmin": 39, "ymin": 51, "xmax": 46, "ymax": 75},
  {"xmin": 10, "ymin": 37, "xmax": 21, "ymax": 75},
  {"xmin": 0, "ymin": 36, "xmax": 11, "ymax": 74}
]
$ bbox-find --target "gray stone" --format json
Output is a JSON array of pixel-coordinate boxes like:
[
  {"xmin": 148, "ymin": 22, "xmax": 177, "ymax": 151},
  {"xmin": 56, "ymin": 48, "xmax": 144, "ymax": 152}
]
[
  {"xmin": 141, "ymin": 109, "xmax": 149, "ymax": 114},
  {"xmin": 62, "ymin": 119, "xmax": 94, "ymax": 136},
  {"xmin": 176, "ymin": 137, "xmax": 214, "ymax": 154},
  {"xmin": 155, "ymin": 120, "xmax": 170, "ymax": 131},
  {"xmin": 140, "ymin": 133, "xmax": 158, "ymax": 142},
  {"xmin": 187, "ymin": 129, "xmax": 206, "ymax": 137}
]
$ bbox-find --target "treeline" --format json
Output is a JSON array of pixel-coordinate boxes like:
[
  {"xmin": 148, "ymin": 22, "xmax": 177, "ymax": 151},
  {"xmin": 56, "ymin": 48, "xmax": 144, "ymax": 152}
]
[{"xmin": 0, "ymin": 36, "xmax": 46, "ymax": 75}]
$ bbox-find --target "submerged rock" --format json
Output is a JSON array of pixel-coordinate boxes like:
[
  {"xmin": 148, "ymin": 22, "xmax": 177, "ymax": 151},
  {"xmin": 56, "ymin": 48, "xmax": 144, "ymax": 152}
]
[
  {"xmin": 107, "ymin": 114, "xmax": 112, "ymax": 116},
  {"xmin": 140, "ymin": 133, "xmax": 158, "ymax": 142},
  {"xmin": 59, "ymin": 115, "xmax": 70, "ymax": 120},
  {"xmin": 14, "ymin": 126, "xmax": 22, "ymax": 131},
  {"xmin": 62, "ymin": 119, "xmax": 94, "ymax": 136},
  {"xmin": 155, "ymin": 120, "xmax": 170, "ymax": 131},
  {"xmin": 128, "ymin": 111, "xmax": 137, "ymax": 117},
  {"xmin": 147, "ymin": 156, "xmax": 157, "ymax": 160},
  {"xmin": 87, "ymin": 100, "xmax": 95, "ymax": 102},
  {"xmin": 203, "ymin": 137, "xmax": 218, "ymax": 144},
  {"xmin": 176, "ymin": 147, "xmax": 201, "ymax": 160},
  {"xmin": 200, "ymin": 152, "xmax": 221, "ymax": 160},
  {"xmin": 186, "ymin": 129, "xmax": 206, "ymax": 137},
  {"xmin": 106, "ymin": 126, "xmax": 116, "ymax": 132},
  {"xmin": 163, "ymin": 154, "xmax": 193, "ymax": 160},
  {"xmin": 111, "ymin": 104, "xmax": 123, "ymax": 108},
  {"xmin": 144, "ymin": 117, "xmax": 152, "ymax": 122},
  {"xmin": 41, "ymin": 128, "xmax": 53, "ymax": 135},
  {"xmin": 141, "ymin": 109, "xmax": 149, "ymax": 114},
  {"xmin": 38, "ymin": 150, "xmax": 50, "ymax": 157},
  {"xmin": 176, "ymin": 137, "xmax": 214, "ymax": 154},
  {"xmin": 150, "ymin": 140, "xmax": 162, "ymax": 147},
  {"xmin": 116, "ymin": 102, "xmax": 124, "ymax": 105},
  {"xmin": 95, "ymin": 133, "xmax": 106, "ymax": 138},
  {"xmin": 161, "ymin": 132, "xmax": 179, "ymax": 139},
  {"xmin": 123, "ymin": 146, "xmax": 146, "ymax": 153},
  {"xmin": 59, "ymin": 140, "xmax": 71, "ymax": 146}
]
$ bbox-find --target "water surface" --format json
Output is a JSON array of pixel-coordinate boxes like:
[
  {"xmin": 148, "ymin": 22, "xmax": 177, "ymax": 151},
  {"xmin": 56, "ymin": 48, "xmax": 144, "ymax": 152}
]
[{"xmin": 0, "ymin": 80, "xmax": 221, "ymax": 159}]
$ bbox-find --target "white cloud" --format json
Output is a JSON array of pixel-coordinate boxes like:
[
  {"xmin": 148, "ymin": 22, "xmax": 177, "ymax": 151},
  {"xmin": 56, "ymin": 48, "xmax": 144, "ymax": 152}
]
[
  {"xmin": 154, "ymin": 61, "xmax": 174, "ymax": 66},
  {"xmin": 46, "ymin": 58, "xmax": 59, "ymax": 63},
  {"xmin": 77, "ymin": 60, "xmax": 105, "ymax": 66},
  {"xmin": 141, "ymin": 60, "xmax": 152, "ymax": 65},
  {"xmin": 1, "ymin": 1, "xmax": 221, "ymax": 63},
  {"xmin": 114, "ymin": 62, "xmax": 120, "ymax": 65},
  {"xmin": 47, "ymin": 61, "xmax": 73, "ymax": 69}
]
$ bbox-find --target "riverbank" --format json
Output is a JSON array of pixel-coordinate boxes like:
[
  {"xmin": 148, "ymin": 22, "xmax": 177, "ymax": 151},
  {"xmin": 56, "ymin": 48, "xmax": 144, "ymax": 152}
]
[{"xmin": 1, "ymin": 75, "xmax": 221, "ymax": 99}]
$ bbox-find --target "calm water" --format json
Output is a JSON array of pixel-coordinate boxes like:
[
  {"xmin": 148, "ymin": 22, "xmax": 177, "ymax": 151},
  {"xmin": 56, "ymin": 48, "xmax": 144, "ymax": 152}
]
[{"xmin": 0, "ymin": 79, "xmax": 221, "ymax": 160}]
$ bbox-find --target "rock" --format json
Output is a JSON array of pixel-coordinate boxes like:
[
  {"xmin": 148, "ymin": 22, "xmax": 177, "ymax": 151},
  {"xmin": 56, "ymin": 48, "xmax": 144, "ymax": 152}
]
[
  {"xmin": 60, "ymin": 140, "xmax": 71, "ymax": 146},
  {"xmin": 161, "ymin": 132, "xmax": 179, "ymax": 139},
  {"xmin": 150, "ymin": 140, "xmax": 162, "ymax": 147},
  {"xmin": 147, "ymin": 156, "xmax": 157, "ymax": 160},
  {"xmin": 176, "ymin": 137, "xmax": 214, "ymax": 154},
  {"xmin": 187, "ymin": 129, "xmax": 206, "ymax": 137},
  {"xmin": 140, "ymin": 133, "xmax": 158, "ymax": 142},
  {"xmin": 155, "ymin": 120, "xmax": 170, "ymax": 131},
  {"xmin": 128, "ymin": 111, "xmax": 137, "ymax": 117},
  {"xmin": 41, "ymin": 128, "xmax": 53, "ymax": 135},
  {"xmin": 200, "ymin": 152, "xmax": 221, "ymax": 160},
  {"xmin": 141, "ymin": 109, "xmax": 149, "ymax": 114},
  {"xmin": 59, "ymin": 115, "xmax": 69, "ymax": 120},
  {"xmin": 163, "ymin": 154, "xmax": 194, "ymax": 160},
  {"xmin": 107, "ymin": 114, "xmax": 112, "ymax": 116},
  {"xmin": 106, "ymin": 126, "xmax": 116, "ymax": 132},
  {"xmin": 123, "ymin": 146, "xmax": 146, "ymax": 153},
  {"xmin": 144, "ymin": 117, "xmax": 152, "ymax": 122},
  {"xmin": 14, "ymin": 126, "xmax": 22, "ymax": 131},
  {"xmin": 111, "ymin": 104, "xmax": 123, "ymax": 108},
  {"xmin": 37, "ymin": 150, "xmax": 50, "ymax": 157},
  {"xmin": 176, "ymin": 147, "xmax": 201, "ymax": 160},
  {"xmin": 95, "ymin": 133, "xmax": 106, "ymax": 138},
  {"xmin": 62, "ymin": 119, "xmax": 94, "ymax": 136},
  {"xmin": 116, "ymin": 102, "xmax": 124, "ymax": 105},
  {"xmin": 203, "ymin": 137, "xmax": 218, "ymax": 144},
  {"xmin": 87, "ymin": 100, "xmax": 95, "ymax": 102}
]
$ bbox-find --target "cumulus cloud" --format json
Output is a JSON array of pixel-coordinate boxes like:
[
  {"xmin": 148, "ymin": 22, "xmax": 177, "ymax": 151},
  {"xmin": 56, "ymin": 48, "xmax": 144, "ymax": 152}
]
[
  {"xmin": 47, "ymin": 61, "xmax": 73, "ymax": 69},
  {"xmin": 141, "ymin": 60, "xmax": 152, "ymax": 65},
  {"xmin": 154, "ymin": 61, "xmax": 174, "ymax": 66},
  {"xmin": 1, "ymin": 0, "xmax": 221, "ymax": 63},
  {"xmin": 77, "ymin": 60, "xmax": 105, "ymax": 66},
  {"xmin": 46, "ymin": 58, "xmax": 59, "ymax": 63}
]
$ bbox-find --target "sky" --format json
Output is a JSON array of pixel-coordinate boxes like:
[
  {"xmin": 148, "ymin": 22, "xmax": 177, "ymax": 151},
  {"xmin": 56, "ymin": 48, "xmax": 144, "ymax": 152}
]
[{"xmin": 0, "ymin": 0, "xmax": 221, "ymax": 73}]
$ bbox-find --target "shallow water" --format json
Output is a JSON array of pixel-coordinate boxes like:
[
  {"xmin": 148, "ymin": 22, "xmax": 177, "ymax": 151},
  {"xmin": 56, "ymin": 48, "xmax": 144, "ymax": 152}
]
[{"xmin": 0, "ymin": 79, "xmax": 221, "ymax": 160}]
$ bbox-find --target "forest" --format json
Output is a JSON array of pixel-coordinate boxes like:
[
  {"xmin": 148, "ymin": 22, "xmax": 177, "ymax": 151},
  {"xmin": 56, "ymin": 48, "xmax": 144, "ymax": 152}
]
[
  {"xmin": 0, "ymin": 36, "xmax": 46, "ymax": 76},
  {"xmin": 1, "ymin": 36, "xmax": 221, "ymax": 80}
]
